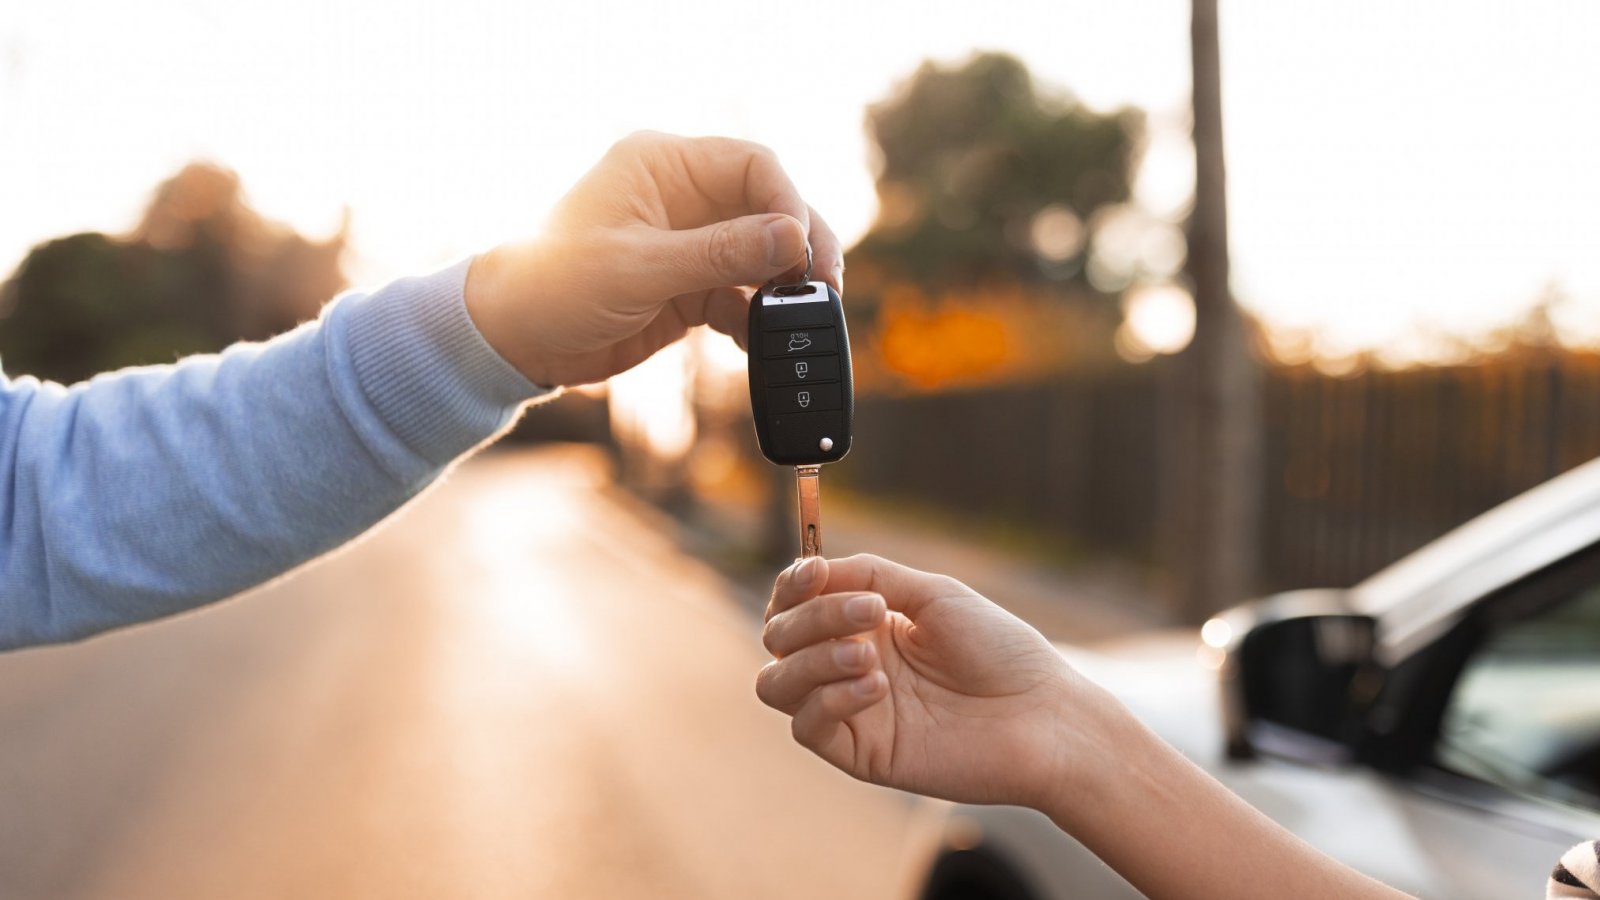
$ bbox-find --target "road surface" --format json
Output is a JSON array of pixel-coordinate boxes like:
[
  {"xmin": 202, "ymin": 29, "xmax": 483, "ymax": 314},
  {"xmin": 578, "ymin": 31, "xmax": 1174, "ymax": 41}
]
[{"xmin": 0, "ymin": 448, "xmax": 939, "ymax": 899}]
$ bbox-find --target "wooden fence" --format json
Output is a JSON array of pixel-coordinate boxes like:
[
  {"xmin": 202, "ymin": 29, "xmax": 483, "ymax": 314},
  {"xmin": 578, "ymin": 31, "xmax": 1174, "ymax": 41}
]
[{"xmin": 835, "ymin": 351, "xmax": 1600, "ymax": 602}]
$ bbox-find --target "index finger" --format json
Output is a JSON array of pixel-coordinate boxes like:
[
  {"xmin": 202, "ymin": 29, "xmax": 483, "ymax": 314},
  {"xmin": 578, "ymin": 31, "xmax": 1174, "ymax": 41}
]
[
  {"xmin": 766, "ymin": 555, "xmax": 831, "ymax": 621},
  {"xmin": 667, "ymin": 137, "xmax": 840, "ymax": 291},
  {"xmin": 815, "ymin": 554, "xmax": 951, "ymax": 618},
  {"xmin": 672, "ymin": 136, "xmax": 811, "ymax": 232},
  {"xmin": 802, "ymin": 204, "xmax": 845, "ymax": 294}
]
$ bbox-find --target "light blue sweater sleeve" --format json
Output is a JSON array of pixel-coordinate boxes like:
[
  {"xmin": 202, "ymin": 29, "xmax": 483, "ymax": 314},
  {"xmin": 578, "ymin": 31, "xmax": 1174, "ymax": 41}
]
[{"xmin": 0, "ymin": 259, "xmax": 548, "ymax": 649}]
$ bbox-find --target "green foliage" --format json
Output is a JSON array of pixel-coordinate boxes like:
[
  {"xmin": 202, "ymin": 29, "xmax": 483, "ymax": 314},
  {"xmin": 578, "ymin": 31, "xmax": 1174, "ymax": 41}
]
[
  {"xmin": 1, "ymin": 235, "xmax": 225, "ymax": 383},
  {"xmin": 854, "ymin": 52, "xmax": 1143, "ymax": 289},
  {"xmin": 0, "ymin": 163, "xmax": 345, "ymax": 385}
]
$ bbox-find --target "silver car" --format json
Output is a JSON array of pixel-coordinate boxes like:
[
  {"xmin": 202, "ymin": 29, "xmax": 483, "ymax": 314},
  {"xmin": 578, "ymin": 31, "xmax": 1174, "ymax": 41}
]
[{"xmin": 920, "ymin": 455, "xmax": 1600, "ymax": 899}]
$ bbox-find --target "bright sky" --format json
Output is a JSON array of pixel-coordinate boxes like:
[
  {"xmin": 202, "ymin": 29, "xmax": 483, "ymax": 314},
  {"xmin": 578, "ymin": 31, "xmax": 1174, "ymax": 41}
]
[{"xmin": 3, "ymin": 0, "xmax": 1599, "ymax": 359}]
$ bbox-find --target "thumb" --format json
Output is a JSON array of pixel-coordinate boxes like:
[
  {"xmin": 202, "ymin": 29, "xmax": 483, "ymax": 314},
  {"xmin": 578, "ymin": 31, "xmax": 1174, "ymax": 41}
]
[{"xmin": 645, "ymin": 213, "xmax": 807, "ymax": 295}]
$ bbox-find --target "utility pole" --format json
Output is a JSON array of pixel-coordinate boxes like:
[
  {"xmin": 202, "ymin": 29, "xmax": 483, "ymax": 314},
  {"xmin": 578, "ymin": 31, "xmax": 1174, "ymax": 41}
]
[{"xmin": 1173, "ymin": 0, "xmax": 1262, "ymax": 619}]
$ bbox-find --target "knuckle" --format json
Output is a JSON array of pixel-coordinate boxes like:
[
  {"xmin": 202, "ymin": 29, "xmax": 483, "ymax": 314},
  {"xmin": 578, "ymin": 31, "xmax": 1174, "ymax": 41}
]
[
  {"xmin": 700, "ymin": 134, "xmax": 762, "ymax": 158},
  {"xmin": 704, "ymin": 221, "xmax": 747, "ymax": 276},
  {"xmin": 619, "ymin": 129, "xmax": 661, "ymax": 149},
  {"xmin": 847, "ymin": 553, "xmax": 889, "ymax": 591},
  {"xmin": 609, "ymin": 130, "xmax": 666, "ymax": 162},
  {"xmin": 745, "ymin": 140, "xmax": 778, "ymax": 164}
]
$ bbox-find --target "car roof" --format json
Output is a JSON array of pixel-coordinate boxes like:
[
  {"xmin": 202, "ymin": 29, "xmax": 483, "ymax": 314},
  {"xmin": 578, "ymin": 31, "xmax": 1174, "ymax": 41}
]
[{"xmin": 1351, "ymin": 453, "xmax": 1600, "ymax": 664}]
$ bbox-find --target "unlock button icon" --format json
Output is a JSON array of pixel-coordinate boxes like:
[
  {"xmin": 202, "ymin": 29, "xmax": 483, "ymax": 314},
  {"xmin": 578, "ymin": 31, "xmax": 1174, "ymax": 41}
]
[{"xmin": 794, "ymin": 361, "xmax": 809, "ymax": 379}]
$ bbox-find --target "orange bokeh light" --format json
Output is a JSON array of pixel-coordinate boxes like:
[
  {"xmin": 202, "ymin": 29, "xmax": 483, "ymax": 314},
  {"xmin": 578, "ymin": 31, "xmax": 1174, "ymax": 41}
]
[{"xmin": 876, "ymin": 285, "xmax": 1014, "ymax": 391}]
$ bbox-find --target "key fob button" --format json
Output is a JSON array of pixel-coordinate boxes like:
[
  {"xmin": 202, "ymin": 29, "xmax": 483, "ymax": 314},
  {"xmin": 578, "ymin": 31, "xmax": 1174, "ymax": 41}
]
[
  {"xmin": 763, "ymin": 356, "xmax": 840, "ymax": 386},
  {"xmin": 767, "ymin": 412, "xmax": 850, "ymax": 463},
  {"xmin": 761, "ymin": 327, "xmax": 837, "ymax": 359},
  {"xmin": 768, "ymin": 383, "xmax": 843, "ymax": 414}
]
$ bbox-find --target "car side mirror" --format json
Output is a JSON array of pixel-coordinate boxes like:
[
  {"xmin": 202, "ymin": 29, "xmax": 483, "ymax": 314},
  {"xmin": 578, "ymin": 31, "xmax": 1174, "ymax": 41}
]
[{"xmin": 1210, "ymin": 591, "xmax": 1377, "ymax": 763}]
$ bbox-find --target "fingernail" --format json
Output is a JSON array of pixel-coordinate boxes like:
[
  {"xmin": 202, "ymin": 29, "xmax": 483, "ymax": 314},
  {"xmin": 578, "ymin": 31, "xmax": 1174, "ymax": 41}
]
[
  {"xmin": 833, "ymin": 262, "xmax": 845, "ymax": 294},
  {"xmin": 850, "ymin": 672, "xmax": 882, "ymax": 696},
  {"xmin": 833, "ymin": 642, "xmax": 866, "ymax": 667},
  {"xmin": 795, "ymin": 556, "xmax": 822, "ymax": 587},
  {"xmin": 845, "ymin": 593, "xmax": 880, "ymax": 625},
  {"xmin": 766, "ymin": 217, "xmax": 796, "ymax": 268}
]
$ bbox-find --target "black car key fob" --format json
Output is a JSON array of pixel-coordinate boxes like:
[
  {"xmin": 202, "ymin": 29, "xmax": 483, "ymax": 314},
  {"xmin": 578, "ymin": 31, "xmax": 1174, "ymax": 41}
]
[{"xmin": 747, "ymin": 279, "xmax": 853, "ymax": 466}]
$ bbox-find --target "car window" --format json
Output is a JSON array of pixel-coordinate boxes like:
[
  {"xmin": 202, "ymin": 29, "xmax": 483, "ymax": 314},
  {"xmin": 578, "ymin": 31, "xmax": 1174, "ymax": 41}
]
[{"xmin": 1438, "ymin": 586, "xmax": 1600, "ymax": 811}]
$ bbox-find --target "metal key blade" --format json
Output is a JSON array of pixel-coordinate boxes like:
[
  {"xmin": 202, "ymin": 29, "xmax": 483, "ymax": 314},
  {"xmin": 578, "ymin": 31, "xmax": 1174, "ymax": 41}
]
[{"xmin": 795, "ymin": 464, "xmax": 823, "ymax": 558}]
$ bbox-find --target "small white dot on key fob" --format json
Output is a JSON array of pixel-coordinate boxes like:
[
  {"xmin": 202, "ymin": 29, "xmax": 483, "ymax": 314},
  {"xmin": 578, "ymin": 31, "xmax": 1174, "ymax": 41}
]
[{"xmin": 819, "ymin": 437, "xmax": 834, "ymax": 452}]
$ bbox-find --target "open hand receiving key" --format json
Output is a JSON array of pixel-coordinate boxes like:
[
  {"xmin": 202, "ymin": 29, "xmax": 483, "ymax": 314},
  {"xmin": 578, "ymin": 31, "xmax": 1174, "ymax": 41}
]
[
  {"xmin": 757, "ymin": 555, "xmax": 1416, "ymax": 900},
  {"xmin": 756, "ymin": 553, "xmax": 1117, "ymax": 809}
]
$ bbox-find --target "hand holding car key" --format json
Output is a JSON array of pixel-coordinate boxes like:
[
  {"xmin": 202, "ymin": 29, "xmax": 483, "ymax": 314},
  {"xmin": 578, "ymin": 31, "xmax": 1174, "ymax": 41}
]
[{"xmin": 747, "ymin": 245, "xmax": 853, "ymax": 557}]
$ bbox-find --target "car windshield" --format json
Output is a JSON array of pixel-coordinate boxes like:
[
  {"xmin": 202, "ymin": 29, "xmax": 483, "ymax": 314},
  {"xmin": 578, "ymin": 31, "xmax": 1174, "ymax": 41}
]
[{"xmin": 1439, "ymin": 586, "xmax": 1600, "ymax": 810}]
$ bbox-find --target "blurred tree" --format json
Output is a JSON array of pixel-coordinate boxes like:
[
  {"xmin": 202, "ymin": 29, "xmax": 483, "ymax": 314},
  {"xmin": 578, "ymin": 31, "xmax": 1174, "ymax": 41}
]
[
  {"xmin": 852, "ymin": 52, "xmax": 1143, "ymax": 291},
  {"xmin": 0, "ymin": 162, "xmax": 347, "ymax": 384}
]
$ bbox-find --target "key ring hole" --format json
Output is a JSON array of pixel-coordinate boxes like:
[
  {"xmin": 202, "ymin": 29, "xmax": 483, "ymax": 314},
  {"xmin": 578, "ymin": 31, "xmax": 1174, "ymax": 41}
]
[
  {"xmin": 773, "ymin": 243, "xmax": 813, "ymax": 290},
  {"xmin": 770, "ymin": 283, "xmax": 818, "ymax": 297}
]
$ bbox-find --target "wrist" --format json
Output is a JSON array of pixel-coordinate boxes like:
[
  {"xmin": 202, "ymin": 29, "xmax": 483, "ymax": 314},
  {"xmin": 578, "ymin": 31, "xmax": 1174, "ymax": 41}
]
[
  {"xmin": 464, "ymin": 246, "xmax": 557, "ymax": 388},
  {"xmin": 1033, "ymin": 675, "xmax": 1152, "ymax": 828},
  {"xmin": 337, "ymin": 260, "xmax": 544, "ymax": 471}
]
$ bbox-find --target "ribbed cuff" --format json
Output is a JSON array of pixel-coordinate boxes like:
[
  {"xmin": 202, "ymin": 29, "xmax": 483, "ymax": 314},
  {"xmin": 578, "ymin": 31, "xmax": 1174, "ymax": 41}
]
[{"xmin": 336, "ymin": 259, "xmax": 548, "ymax": 472}]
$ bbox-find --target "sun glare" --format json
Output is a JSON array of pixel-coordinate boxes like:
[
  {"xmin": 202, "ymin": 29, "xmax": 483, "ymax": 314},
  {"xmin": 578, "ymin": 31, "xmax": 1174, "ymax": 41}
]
[
  {"xmin": 1118, "ymin": 282, "xmax": 1196, "ymax": 361},
  {"xmin": 3, "ymin": 1, "xmax": 1599, "ymax": 360},
  {"xmin": 608, "ymin": 342, "xmax": 697, "ymax": 462}
]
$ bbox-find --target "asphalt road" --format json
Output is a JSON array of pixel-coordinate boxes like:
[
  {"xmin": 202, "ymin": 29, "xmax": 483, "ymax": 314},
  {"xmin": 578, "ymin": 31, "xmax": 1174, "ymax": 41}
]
[{"xmin": 0, "ymin": 448, "xmax": 938, "ymax": 899}]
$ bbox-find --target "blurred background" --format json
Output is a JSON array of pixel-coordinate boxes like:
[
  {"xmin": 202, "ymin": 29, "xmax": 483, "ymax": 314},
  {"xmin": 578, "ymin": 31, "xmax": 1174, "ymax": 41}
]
[{"xmin": 2, "ymin": 1, "xmax": 1600, "ymax": 897}]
